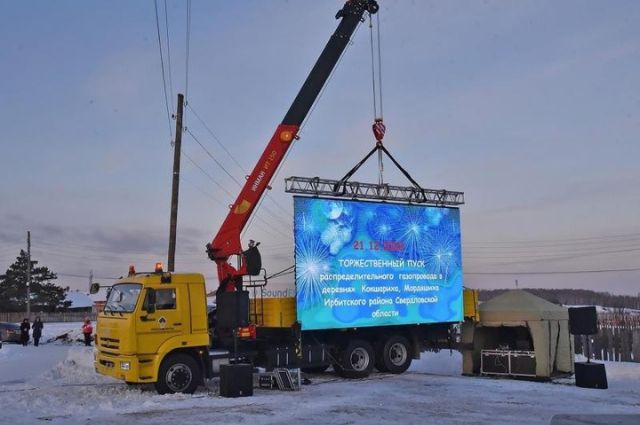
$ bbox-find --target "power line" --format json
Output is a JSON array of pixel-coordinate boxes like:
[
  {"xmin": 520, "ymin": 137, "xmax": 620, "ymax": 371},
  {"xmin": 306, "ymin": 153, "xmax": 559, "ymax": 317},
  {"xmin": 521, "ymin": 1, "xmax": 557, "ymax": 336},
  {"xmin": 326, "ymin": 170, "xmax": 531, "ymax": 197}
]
[
  {"xmin": 186, "ymin": 103, "xmax": 246, "ymax": 173},
  {"xmin": 153, "ymin": 0, "xmax": 173, "ymax": 139},
  {"xmin": 58, "ymin": 272, "xmax": 119, "ymax": 280},
  {"xmin": 184, "ymin": 142, "xmax": 291, "ymax": 237},
  {"xmin": 185, "ymin": 128, "xmax": 242, "ymax": 186},
  {"xmin": 185, "ymin": 128, "xmax": 292, "ymax": 232},
  {"xmin": 183, "ymin": 150, "xmax": 235, "ymax": 199},
  {"xmin": 163, "ymin": 0, "xmax": 175, "ymax": 113},
  {"xmin": 184, "ymin": 0, "xmax": 192, "ymax": 106},
  {"xmin": 182, "ymin": 151, "xmax": 291, "ymax": 240},
  {"xmin": 464, "ymin": 231, "xmax": 640, "ymax": 247},
  {"xmin": 466, "ymin": 267, "xmax": 640, "ymax": 276},
  {"xmin": 464, "ymin": 246, "xmax": 640, "ymax": 259},
  {"xmin": 186, "ymin": 102, "xmax": 292, "ymax": 218}
]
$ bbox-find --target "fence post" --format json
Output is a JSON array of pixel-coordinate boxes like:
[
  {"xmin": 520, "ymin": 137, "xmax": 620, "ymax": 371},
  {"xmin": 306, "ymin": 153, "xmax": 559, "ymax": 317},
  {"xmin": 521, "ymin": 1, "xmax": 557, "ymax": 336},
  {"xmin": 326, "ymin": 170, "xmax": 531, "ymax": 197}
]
[{"xmin": 633, "ymin": 330, "xmax": 640, "ymax": 363}]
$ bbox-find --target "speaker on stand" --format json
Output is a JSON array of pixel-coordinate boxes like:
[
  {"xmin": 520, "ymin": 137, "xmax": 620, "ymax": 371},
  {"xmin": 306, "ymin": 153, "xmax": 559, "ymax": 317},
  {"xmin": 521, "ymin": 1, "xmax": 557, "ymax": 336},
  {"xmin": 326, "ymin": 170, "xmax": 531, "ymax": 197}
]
[{"xmin": 568, "ymin": 306, "xmax": 607, "ymax": 390}]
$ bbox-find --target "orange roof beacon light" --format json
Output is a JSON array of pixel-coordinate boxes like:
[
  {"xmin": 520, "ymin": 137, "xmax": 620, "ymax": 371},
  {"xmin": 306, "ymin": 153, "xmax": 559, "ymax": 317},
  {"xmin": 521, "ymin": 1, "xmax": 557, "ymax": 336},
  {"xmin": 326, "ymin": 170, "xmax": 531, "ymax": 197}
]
[
  {"xmin": 155, "ymin": 262, "xmax": 164, "ymax": 273},
  {"xmin": 128, "ymin": 265, "xmax": 136, "ymax": 276}
]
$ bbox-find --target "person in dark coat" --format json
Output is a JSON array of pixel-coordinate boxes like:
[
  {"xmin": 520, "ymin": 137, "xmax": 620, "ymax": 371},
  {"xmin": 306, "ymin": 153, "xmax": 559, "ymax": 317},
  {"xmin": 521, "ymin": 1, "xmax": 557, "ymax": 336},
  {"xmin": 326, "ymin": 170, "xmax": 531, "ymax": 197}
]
[
  {"xmin": 32, "ymin": 316, "xmax": 44, "ymax": 346},
  {"xmin": 82, "ymin": 318, "xmax": 93, "ymax": 346},
  {"xmin": 20, "ymin": 318, "xmax": 30, "ymax": 346}
]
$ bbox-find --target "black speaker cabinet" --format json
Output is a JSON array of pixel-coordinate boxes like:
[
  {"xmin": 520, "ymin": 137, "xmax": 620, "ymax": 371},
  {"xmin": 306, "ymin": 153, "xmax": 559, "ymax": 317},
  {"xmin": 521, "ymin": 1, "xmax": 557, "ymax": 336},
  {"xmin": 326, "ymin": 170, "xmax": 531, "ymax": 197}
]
[
  {"xmin": 510, "ymin": 352, "xmax": 536, "ymax": 376},
  {"xmin": 568, "ymin": 306, "xmax": 598, "ymax": 335},
  {"xmin": 574, "ymin": 362, "xmax": 607, "ymax": 389},
  {"xmin": 219, "ymin": 364, "xmax": 253, "ymax": 397},
  {"xmin": 216, "ymin": 291, "xmax": 249, "ymax": 328},
  {"xmin": 481, "ymin": 350, "xmax": 509, "ymax": 375}
]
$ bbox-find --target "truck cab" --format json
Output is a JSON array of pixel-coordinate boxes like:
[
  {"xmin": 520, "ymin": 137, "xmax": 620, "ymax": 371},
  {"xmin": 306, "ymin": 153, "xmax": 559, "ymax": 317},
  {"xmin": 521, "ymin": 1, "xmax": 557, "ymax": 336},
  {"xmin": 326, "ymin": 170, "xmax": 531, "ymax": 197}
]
[{"xmin": 94, "ymin": 270, "xmax": 211, "ymax": 393}]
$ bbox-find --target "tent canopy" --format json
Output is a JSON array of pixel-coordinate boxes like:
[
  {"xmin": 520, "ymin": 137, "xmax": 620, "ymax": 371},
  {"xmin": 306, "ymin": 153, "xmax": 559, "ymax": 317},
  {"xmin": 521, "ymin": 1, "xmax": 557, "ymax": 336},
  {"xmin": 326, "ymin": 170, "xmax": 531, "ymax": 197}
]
[
  {"xmin": 462, "ymin": 290, "xmax": 574, "ymax": 378},
  {"xmin": 479, "ymin": 289, "xmax": 569, "ymax": 323}
]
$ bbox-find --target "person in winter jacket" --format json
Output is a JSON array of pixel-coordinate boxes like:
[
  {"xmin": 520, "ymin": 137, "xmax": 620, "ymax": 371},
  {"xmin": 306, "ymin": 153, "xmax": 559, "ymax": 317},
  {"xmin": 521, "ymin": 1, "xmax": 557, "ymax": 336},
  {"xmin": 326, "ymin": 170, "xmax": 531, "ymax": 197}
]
[
  {"xmin": 32, "ymin": 316, "xmax": 44, "ymax": 346},
  {"xmin": 20, "ymin": 318, "xmax": 30, "ymax": 346},
  {"xmin": 82, "ymin": 318, "xmax": 93, "ymax": 346}
]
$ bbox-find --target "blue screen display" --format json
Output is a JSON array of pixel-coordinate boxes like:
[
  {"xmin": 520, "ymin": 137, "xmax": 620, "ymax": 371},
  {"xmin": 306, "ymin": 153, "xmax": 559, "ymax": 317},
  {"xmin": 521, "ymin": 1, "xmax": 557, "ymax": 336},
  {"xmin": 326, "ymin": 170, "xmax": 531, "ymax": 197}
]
[{"xmin": 294, "ymin": 197, "xmax": 463, "ymax": 330}]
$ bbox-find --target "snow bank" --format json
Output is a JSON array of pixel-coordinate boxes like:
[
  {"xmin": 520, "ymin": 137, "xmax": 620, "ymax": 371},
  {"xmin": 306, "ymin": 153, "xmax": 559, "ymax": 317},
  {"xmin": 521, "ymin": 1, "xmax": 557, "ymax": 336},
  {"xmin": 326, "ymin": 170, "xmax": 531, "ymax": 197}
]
[
  {"xmin": 42, "ymin": 321, "xmax": 88, "ymax": 345},
  {"xmin": 1, "ymin": 342, "xmax": 639, "ymax": 425}
]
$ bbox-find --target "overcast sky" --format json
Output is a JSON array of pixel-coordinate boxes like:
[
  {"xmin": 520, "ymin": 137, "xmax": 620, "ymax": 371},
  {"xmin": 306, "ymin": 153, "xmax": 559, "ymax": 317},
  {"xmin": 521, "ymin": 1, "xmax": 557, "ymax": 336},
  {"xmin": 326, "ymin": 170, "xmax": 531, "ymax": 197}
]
[{"xmin": 1, "ymin": 0, "xmax": 639, "ymax": 296}]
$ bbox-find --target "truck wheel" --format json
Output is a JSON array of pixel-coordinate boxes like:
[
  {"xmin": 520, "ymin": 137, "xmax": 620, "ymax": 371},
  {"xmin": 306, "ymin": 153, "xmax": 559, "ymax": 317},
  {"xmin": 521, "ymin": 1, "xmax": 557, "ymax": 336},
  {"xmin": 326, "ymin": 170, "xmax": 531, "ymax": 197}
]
[
  {"xmin": 154, "ymin": 353, "xmax": 201, "ymax": 394},
  {"xmin": 374, "ymin": 338, "xmax": 389, "ymax": 372},
  {"xmin": 336, "ymin": 340, "xmax": 374, "ymax": 379},
  {"xmin": 378, "ymin": 335, "xmax": 412, "ymax": 374}
]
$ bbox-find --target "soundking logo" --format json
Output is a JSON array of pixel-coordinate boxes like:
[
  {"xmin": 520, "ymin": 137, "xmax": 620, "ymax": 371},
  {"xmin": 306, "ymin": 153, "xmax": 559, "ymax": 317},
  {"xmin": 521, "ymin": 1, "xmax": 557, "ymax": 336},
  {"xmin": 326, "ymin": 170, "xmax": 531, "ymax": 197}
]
[{"xmin": 261, "ymin": 288, "xmax": 296, "ymax": 298}]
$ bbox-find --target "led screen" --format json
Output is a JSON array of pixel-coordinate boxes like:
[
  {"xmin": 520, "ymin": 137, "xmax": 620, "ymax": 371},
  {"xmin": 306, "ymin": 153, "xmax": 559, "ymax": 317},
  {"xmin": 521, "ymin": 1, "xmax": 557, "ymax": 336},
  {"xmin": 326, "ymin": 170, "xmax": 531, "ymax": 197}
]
[{"xmin": 294, "ymin": 196, "xmax": 463, "ymax": 330}]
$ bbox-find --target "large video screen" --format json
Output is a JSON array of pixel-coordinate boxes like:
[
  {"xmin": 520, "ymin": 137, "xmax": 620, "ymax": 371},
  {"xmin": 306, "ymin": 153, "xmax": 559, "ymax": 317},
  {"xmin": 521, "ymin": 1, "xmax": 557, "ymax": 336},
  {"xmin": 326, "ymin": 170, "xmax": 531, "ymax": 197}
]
[{"xmin": 294, "ymin": 196, "xmax": 463, "ymax": 330}]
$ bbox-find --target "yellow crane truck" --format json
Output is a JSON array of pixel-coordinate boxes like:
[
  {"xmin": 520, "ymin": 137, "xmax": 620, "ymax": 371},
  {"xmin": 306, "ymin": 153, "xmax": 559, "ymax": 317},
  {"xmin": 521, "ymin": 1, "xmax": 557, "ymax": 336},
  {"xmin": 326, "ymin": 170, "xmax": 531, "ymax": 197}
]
[
  {"xmin": 94, "ymin": 0, "xmax": 477, "ymax": 394},
  {"xmin": 94, "ymin": 267, "xmax": 478, "ymax": 394}
]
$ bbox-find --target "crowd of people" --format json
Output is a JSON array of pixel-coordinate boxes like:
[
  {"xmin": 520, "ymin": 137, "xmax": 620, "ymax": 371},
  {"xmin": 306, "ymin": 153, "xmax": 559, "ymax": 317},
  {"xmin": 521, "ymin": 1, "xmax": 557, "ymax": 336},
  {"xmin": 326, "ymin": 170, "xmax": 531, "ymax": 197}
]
[{"xmin": 16, "ymin": 317, "xmax": 93, "ymax": 346}]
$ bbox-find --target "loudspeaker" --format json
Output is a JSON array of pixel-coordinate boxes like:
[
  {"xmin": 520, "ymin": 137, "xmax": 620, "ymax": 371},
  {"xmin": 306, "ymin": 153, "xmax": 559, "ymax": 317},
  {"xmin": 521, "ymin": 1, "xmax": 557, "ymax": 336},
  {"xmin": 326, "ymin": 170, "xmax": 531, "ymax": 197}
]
[
  {"xmin": 568, "ymin": 306, "xmax": 598, "ymax": 335},
  {"xmin": 574, "ymin": 362, "xmax": 607, "ymax": 389},
  {"xmin": 219, "ymin": 364, "xmax": 254, "ymax": 397},
  {"xmin": 217, "ymin": 291, "xmax": 249, "ymax": 328}
]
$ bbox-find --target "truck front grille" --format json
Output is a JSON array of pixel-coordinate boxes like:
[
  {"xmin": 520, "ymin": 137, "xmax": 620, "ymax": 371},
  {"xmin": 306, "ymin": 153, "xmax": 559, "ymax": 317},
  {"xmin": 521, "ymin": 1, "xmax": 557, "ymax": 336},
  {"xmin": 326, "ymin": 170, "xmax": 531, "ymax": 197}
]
[{"xmin": 99, "ymin": 336, "xmax": 120, "ymax": 350}]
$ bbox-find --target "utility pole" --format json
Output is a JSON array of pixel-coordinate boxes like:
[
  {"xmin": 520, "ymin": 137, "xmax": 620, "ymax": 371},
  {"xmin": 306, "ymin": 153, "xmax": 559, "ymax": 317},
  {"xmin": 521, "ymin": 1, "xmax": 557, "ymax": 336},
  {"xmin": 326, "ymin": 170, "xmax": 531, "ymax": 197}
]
[
  {"xmin": 26, "ymin": 231, "xmax": 31, "ymax": 317},
  {"xmin": 168, "ymin": 93, "xmax": 184, "ymax": 272}
]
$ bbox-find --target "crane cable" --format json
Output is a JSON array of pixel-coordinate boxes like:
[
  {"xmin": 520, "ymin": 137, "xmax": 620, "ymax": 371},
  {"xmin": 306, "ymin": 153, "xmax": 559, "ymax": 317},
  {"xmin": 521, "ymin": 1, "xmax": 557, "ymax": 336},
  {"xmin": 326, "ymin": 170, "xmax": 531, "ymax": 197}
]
[
  {"xmin": 369, "ymin": 12, "xmax": 386, "ymax": 185},
  {"xmin": 369, "ymin": 12, "xmax": 384, "ymax": 122}
]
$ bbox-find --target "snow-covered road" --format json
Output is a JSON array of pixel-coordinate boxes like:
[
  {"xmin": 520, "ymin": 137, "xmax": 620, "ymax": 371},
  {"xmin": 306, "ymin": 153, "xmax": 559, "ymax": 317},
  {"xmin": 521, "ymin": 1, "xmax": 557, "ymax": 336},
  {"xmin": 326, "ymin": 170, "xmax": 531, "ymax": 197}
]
[{"xmin": 0, "ymin": 322, "xmax": 638, "ymax": 425}]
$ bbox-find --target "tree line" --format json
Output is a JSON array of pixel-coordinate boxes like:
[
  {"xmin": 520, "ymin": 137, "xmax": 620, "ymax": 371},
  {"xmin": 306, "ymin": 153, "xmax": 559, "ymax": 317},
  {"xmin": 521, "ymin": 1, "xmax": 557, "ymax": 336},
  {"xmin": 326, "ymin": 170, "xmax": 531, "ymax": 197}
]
[
  {"xmin": 478, "ymin": 288, "xmax": 640, "ymax": 310},
  {"xmin": 0, "ymin": 250, "xmax": 70, "ymax": 312}
]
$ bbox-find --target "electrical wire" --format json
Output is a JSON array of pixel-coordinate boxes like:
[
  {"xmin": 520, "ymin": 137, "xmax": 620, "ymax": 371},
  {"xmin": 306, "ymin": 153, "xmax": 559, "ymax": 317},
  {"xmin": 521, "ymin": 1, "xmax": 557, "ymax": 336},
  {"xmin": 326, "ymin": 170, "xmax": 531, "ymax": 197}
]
[
  {"xmin": 182, "ymin": 150, "xmax": 235, "ymax": 199},
  {"xmin": 464, "ymin": 232, "xmax": 640, "ymax": 246},
  {"xmin": 185, "ymin": 127, "xmax": 292, "ymax": 231},
  {"xmin": 182, "ymin": 150, "xmax": 291, "ymax": 239},
  {"xmin": 163, "ymin": 0, "xmax": 175, "ymax": 113},
  {"xmin": 185, "ymin": 128, "xmax": 242, "ymax": 186},
  {"xmin": 186, "ymin": 102, "xmax": 246, "ymax": 173},
  {"xmin": 57, "ymin": 273, "xmax": 119, "ymax": 280},
  {"xmin": 184, "ymin": 0, "xmax": 192, "ymax": 107},
  {"xmin": 186, "ymin": 102, "xmax": 292, "ymax": 218},
  {"xmin": 153, "ymin": 0, "xmax": 173, "ymax": 139},
  {"xmin": 267, "ymin": 265, "xmax": 294, "ymax": 280},
  {"xmin": 466, "ymin": 267, "xmax": 640, "ymax": 276}
]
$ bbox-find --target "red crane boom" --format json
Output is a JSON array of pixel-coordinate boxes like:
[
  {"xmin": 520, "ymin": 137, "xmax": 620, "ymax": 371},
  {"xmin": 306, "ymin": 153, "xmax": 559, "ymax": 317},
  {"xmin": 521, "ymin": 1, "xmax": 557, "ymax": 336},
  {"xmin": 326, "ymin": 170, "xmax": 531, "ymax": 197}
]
[{"xmin": 207, "ymin": 1, "xmax": 379, "ymax": 292}]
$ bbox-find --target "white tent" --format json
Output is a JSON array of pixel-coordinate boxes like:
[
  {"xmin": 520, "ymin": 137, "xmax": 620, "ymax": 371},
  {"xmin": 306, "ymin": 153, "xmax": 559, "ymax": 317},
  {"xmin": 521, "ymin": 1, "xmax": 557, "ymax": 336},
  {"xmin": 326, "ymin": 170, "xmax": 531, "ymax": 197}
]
[{"xmin": 462, "ymin": 290, "xmax": 574, "ymax": 378}]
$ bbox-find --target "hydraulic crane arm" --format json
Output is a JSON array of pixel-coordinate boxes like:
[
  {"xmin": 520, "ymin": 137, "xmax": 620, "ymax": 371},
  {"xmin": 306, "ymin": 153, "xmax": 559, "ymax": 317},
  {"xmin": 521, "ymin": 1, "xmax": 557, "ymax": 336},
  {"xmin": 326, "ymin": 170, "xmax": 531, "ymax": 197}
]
[{"xmin": 207, "ymin": 0, "xmax": 379, "ymax": 290}]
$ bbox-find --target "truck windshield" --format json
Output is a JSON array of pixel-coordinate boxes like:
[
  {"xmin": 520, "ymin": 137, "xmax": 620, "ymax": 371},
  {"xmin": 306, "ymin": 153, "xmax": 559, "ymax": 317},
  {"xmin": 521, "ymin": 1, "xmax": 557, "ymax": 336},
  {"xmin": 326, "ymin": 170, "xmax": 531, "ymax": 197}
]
[{"xmin": 104, "ymin": 283, "xmax": 142, "ymax": 313}]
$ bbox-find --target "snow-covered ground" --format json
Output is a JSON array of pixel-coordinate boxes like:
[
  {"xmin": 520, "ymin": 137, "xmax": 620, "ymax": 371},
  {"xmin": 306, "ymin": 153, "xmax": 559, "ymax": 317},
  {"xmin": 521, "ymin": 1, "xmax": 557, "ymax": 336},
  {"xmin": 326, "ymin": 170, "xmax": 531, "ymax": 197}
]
[{"xmin": 1, "ymin": 323, "xmax": 639, "ymax": 425}]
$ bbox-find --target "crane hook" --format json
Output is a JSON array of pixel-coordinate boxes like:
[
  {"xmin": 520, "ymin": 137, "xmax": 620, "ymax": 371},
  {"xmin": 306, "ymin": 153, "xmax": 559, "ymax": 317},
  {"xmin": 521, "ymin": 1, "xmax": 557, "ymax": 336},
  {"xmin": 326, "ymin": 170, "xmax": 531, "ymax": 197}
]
[{"xmin": 372, "ymin": 118, "xmax": 386, "ymax": 143}]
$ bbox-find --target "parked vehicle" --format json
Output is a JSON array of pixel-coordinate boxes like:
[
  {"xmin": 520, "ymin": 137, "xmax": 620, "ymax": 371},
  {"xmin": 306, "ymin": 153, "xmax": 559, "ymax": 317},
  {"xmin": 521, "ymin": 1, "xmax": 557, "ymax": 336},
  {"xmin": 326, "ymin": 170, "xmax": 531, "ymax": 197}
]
[{"xmin": 0, "ymin": 322, "xmax": 22, "ymax": 343}]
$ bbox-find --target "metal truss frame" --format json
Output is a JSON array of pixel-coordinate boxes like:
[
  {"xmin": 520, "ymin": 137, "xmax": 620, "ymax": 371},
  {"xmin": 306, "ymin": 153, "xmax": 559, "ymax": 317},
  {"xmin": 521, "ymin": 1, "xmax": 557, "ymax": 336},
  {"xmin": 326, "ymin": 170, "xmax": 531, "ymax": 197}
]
[{"xmin": 284, "ymin": 176, "xmax": 464, "ymax": 206}]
